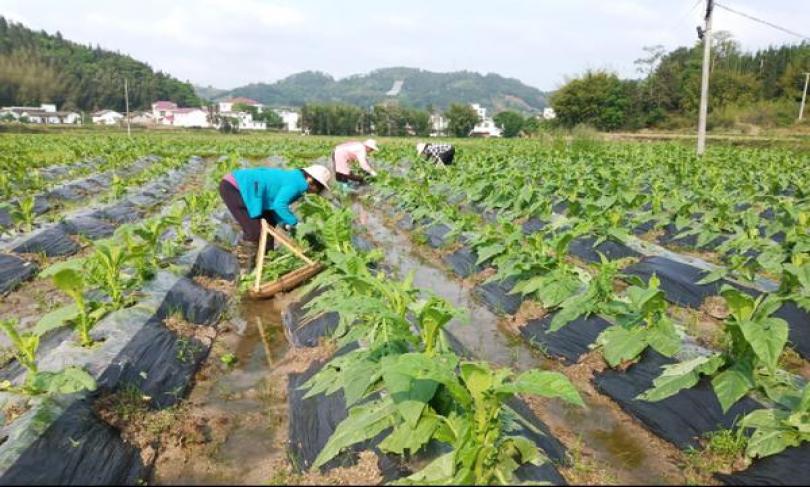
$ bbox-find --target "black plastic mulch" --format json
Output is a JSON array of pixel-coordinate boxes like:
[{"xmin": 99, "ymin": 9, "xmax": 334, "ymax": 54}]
[
  {"xmin": 155, "ymin": 277, "xmax": 228, "ymax": 326},
  {"xmin": 773, "ymin": 301, "xmax": 810, "ymax": 360},
  {"xmin": 520, "ymin": 313, "xmax": 610, "ymax": 364},
  {"xmin": 714, "ymin": 443, "xmax": 810, "ymax": 485},
  {"xmin": 568, "ymin": 236, "xmax": 641, "ymax": 264},
  {"xmin": 424, "ymin": 223, "xmax": 452, "ymax": 248},
  {"xmin": 0, "ymin": 254, "xmax": 38, "ymax": 295},
  {"xmin": 443, "ymin": 245, "xmax": 482, "ymax": 278},
  {"xmin": 282, "ymin": 288, "xmax": 340, "ymax": 348},
  {"xmin": 0, "ymin": 398, "xmax": 147, "ymax": 486},
  {"xmin": 522, "ymin": 218, "xmax": 547, "ymax": 235},
  {"xmin": 100, "ymin": 277, "xmax": 227, "ymax": 408},
  {"xmin": 287, "ymin": 361, "xmax": 405, "ymax": 480},
  {"xmin": 593, "ymin": 350, "xmax": 762, "ymax": 449},
  {"xmin": 474, "ymin": 276, "xmax": 524, "ymax": 315},
  {"xmin": 658, "ymin": 223, "xmax": 727, "ymax": 250},
  {"xmin": 11, "ymin": 225, "xmax": 80, "ymax": 257},
  {"xmin": 622, "ymin": 256, "xmax": 753, "ymax": 309},
  {"xmin": 189, "ymin": 244, "xmax": 240, "ymax": 282},
  {"xmin": 62, "ymin": 215, "xmax": 116, "ymax": 240}
]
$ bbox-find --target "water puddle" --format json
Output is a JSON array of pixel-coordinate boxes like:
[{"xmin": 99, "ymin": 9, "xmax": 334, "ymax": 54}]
[
  {"xmin": 153, "ymin": 296, "xmax": 293, "ymax": 485},
  {"xmin": 358, "ymin": 203, "xmax": 683, "ymax": 485}
]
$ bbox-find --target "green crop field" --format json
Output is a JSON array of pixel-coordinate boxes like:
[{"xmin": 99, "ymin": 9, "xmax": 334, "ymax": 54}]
[{"xmin": 0, "ymin": 131, "xmax": 807, "ymax": 485}]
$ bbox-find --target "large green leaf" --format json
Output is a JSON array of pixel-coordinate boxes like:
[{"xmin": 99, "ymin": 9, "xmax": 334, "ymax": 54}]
[
  {"xmin": 313, "ymin": 398, "xmax": 398, "ymax": 468},
  {"xmin": 381, "ymin": 358, "xmax": 439, "ymax": 428},
  {"xmin": 28, "ymin": 366, "xmax": 97, "ymax": 395},
  {"xmin": 475, "ymin": 243, "xmax": 505, "ymax": 266},
  {"xmin": 721, "ymin": 287, "xmax": 755, "ymax": 321},
  {"xmin": 712, "ymin": 364, "xmax": 755, "ymax": 413},
  {"xmin": 738, "ymin": 317, "xmax": 789, "ymax": 370},
  {"xmin": 746, "ymin": 428, "xmax": 799, "ymax": 459},
  {"xmin": 33, "ymin": 304, "xmax": 79, "ymax": 336},
  {"xmin": 38, "ymin": 258, "xmax": 86, "ymax": 279},
  {"xmin": 638, "ymin": 354, "xmax": 725, "ymax": 402},
  {"xmin": 53, "ymin": 268, "xmax": 84, "ymax": 294},
  {"xmin": 497, "ymin": 370, "xmax": 584, "ymax": 407},
  {"xmin": 399, "ymin": 451, "xmax": 456, "ymax": 484},
  {"xmin": 379, "ymin": 413, "xmax": 439, "ymax": 455},
  {"xmin": 598, "ymin": 325, "xmax": 647, "ymax": 367},
  {"xmin": 645, "ymin": 315, "xmax": 681, "ymax": 358}
]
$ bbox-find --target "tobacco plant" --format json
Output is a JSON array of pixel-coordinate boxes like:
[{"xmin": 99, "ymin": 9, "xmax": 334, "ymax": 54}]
[
  {"xmin": 10, "ymin": 195, "xmax": 36, "ymax": 232},
  {"xmin": 0, "ymin": 319, "xmax": 96, "ymax": 395},
  {"xmin": 640, "ymin": 286, "xmax": 790, "ymax": 413},
  {"xmin": 595, "ymin": 275, "xmax": 681, "ymax": 367}
]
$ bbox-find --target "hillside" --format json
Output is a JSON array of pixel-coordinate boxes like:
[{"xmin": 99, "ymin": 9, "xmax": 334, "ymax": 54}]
[
  {"xmin": 0, "ymin": 17, "xmax": 200, "ymax": 112},
  {"xmin": 211, "ymin": 67, "xmax": 548, "ymax": 113}
]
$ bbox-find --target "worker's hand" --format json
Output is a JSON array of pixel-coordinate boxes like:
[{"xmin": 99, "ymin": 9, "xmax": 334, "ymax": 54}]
[{"xmin": 282, "ymin": 224, "xmax": 295, "ymax": 235}]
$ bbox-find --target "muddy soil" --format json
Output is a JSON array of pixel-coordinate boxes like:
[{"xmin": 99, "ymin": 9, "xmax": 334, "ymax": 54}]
[{"xmin": 148, "ymin": 288, "xmax": 346, "ymax": 485}]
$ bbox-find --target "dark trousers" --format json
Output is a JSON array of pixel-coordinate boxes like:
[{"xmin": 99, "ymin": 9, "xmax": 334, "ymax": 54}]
[
  {"xmin": 440, "ymin": 147, "xmax": 455, "ymax": 165},
  {"xmin": 219, "ymin": 179, "xmax": 276, "ymax": 244}
]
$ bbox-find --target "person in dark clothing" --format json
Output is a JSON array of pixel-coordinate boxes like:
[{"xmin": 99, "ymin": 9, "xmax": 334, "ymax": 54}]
[{"xmin": 416, "ymin": 142, "xmax": 455, "ymax": 166}]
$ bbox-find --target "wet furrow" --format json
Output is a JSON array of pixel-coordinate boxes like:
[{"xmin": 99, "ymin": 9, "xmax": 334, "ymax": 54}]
[{"xmin": 356, "ymin": 202, "xmax": 684, "ymax": 485}]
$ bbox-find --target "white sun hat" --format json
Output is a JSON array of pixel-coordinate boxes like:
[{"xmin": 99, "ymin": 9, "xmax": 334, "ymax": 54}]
[
  {"xmin": 363, "ymin": 139, "xmax": 379, "ymax": 152},
  {"xmin": 302, "ymin": 165, "xmax": 332, "ymax": 192},
  {"xmin": 416, "ymin": 142, "xmax": 427, "ymax": 156}
]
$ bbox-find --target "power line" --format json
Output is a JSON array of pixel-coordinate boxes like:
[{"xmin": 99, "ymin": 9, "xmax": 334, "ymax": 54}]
[{"xmin": 714, "ymin": 2, "xmax": 810, "ymax": 41}]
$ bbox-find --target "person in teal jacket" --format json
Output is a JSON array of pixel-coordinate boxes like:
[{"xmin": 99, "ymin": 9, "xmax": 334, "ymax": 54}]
[{"xmin": 219, "ymin": 165, "xmax": 332, "ymax": 253}]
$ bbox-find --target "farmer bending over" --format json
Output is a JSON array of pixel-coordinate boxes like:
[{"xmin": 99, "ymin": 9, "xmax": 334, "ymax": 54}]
[
  {"xmin": 416, "ymin": 142, "xmax": 455, "ymax": 166},
  {"xmin": 332, "ymin": 139, "xmax": 379, "ymax": 183},
  {"xmin": 219, "ymin": 165, "xmax": 332, "ymax": 258}
]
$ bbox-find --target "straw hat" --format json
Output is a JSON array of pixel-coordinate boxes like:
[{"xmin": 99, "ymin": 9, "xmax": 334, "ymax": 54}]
[
  {"xmin": 416, "ymin": 142, "xmax": 427, "ymax": 156},
  {"xmin": 363, "ymin": 139, "xmax": 379, "ymax": 152},
  {"xmin": 302, "ymin": 165, "xmax": 332, "ymax": 191}
]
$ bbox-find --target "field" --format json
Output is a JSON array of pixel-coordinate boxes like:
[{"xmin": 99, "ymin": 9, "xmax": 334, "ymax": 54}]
[{"xmin": 0, "ymin": 131, "xmax": 807, "ymax": 485}]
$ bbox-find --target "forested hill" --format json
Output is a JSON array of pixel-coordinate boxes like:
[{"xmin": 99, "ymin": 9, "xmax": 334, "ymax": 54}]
[
  {"xmin": 210, "ymin": 68, "xmax": 549, "ymax": 113},
  {"xmin": 0, "ymin": 17, "xmax": 200, "ymax": 112}
]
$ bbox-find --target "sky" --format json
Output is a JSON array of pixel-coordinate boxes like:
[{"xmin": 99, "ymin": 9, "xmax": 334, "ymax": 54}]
[{"xmin": 1, "ymin": 0, "xmax": 807, "ymax": 91}]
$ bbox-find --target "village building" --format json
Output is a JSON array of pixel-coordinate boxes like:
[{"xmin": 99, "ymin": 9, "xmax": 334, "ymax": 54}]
[
  {"xmin": 469, "ymin": 103, "xmax": 502, "ymax": 137},
  {"xmin": 429, "ymin": 113, "xmax": 448, "ymax": 136},
  {"xmin": 92, "ymin": 110, "xmax": 124, "ymax": 125},
  {"xmin": 274, "ymin": 109, "xmax": 300, "ymax": 132},
  {"xmin": 0, "ymin": 104, "xmax": 81, "ymax": 125},
  {"xmin": 129, "ymin": 111, "xmax": 155, "ymax": 126}
]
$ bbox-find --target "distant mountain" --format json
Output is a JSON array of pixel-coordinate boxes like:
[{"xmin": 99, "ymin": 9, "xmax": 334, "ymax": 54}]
[
  {"xmin": 194, "ymin": 85, "xmax": 228, "ymax": 102},
  {"xmin": 216, "ymin": 68, "xmax": 548, "ymax": 113},
  {"xmin": 0, "ymin": 17, "xmax": 200, "ymax": 111}
]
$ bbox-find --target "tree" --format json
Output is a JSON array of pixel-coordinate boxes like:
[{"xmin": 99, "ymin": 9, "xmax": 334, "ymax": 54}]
[
  {"xmin": 301, "ymin": 102, "xmax": 365, "ymax": 135},
  {"xmin": 493, "ymin": 111, "xmax": 525, "ymax": 137},
  {"xmin": 550, "ymin": 71, "xmax": 637, "ymax": 131},
  {"xmin": 445, "ymin": 103, "xmax": 480, "ymax": 137}
]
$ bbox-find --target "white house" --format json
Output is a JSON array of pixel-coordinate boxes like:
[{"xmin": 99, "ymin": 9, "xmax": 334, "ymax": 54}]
[
  {"xmin": 0, "ymin": 104, "xmax": 81, "ymax": 125},
  {"xmin": 429, "ymin": 113, "xmax": 447, "ymax": 136},
  {"xmin": 274, "ymin": 109, "xmax": 300, "ymax": 132},
  {"xmin": 218, "ymin": 97, "xmax": 264, "ymax": 114},
  {"xmin": 542, "ymin": 107, "xmax": 557, "ymax": 120},
  {"xmin": 171, "ymin": 108, "xmax": 209, "ymax": 128},
  {"xmin": 59, "ymin": 112, "xmax": 82, "ymax": 124},
  {"xmin": 92, "ymin": 110, "xmax": 124, "ymax": 125},
  {"xmin": 469, "ymin": 103, "xmax": 502, "ymax": 137}
]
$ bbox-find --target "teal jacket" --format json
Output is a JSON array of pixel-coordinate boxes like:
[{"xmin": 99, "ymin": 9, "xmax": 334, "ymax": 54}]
[{"xmin": 232, "ymin": 168, "xmax": 308, "ymax": 225}]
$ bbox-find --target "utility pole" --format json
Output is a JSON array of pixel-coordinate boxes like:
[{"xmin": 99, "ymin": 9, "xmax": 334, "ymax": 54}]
[
  {"xmin": 696, "ymin": 0, "xmax": 714, "ymax": 156},
  {"xmin": 799, "ymin": 72, "xmax": 810, "ymax": 121},
  {"xmin": 124, "ymin": 78, "xmax": 131, "ymax": 137}
]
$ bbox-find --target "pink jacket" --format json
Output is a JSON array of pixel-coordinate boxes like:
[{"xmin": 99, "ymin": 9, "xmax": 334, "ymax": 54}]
[{"xmin": 333, "ymin": 141, "xmax": 377, "ymax": 177}]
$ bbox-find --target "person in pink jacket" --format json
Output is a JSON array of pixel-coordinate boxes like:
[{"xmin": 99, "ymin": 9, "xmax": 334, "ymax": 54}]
[{"xmin": 331, "ymin": 139, "xmax": 379, "ymax": 183}]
